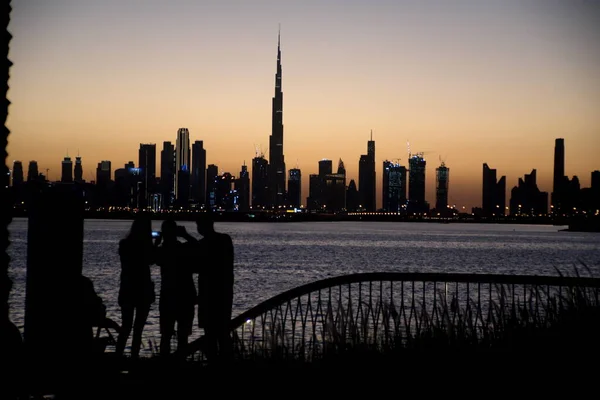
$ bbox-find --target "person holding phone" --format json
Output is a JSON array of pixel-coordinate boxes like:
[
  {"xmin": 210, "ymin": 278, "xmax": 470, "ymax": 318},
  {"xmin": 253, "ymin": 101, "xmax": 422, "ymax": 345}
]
[
  {"xmin": 155, "ymin": 218, "xmax": 196, "ymax": 358},
  {"xmin": 115, "ymin": 212, "xmax": 159, "ymax": 359}
]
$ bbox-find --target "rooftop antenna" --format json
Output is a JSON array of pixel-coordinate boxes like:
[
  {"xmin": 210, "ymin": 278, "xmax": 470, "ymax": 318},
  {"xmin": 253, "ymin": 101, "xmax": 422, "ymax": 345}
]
[
  {"xmin": 370, "ymin": 129, "xmax": 373, "ymax": 141},
  {"xmin": 407, "ymin": 141, "xmax": 411, "ymax": 159},
  {"xmin": 296, "ymin": 159, "xmax": 299, "ymax": 169}
]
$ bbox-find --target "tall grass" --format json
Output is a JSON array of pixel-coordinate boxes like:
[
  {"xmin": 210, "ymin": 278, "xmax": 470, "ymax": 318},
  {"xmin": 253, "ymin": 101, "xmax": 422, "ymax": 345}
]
[{"xmin": 230, "ymin": 271, "xmax": 600, "ymax": 364}]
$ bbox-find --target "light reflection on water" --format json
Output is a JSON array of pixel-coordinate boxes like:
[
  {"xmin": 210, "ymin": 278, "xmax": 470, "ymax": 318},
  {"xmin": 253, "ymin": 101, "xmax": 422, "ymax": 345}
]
[{"xmin": 6, "ymin": 218, "xmax": 600, "ymax": 356}]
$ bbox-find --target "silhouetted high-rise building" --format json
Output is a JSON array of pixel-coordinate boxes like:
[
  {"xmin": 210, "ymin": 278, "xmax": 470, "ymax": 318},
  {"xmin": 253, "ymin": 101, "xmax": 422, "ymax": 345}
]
[
  {"xmin": 319, "ymin": 159, "xmax": 333, "ymax": 176},
  {"xmin": 214, "ymin": 172, "xmax": 236, "ymax": 211},
  {"xmin": 324, "ymin": 159, "xmax": 346, "ymax": 212},
  {"xmin": 408, "ymin": 153, "xmax": 428, "ymax": 213},
  {"xmin": 592, "ymin": 170, "xmax": 600, "ymax": 192},
  {"xmin": 191, "ymin": 140, "xmax": 206, "ymax": 206},
  {"xmin": 358, "ymin": 132, "xmax": 376, "ymax": 211},
  {"xmin": 346, "ymin": 179, "xmax": 360, "ymax": 212},
  {"xmin": 175, "ymin": 128, "xmax": 190, "ymax": 203},
  {"xmin": 252, "ymin": 156, "xmax": 269, "ymax": 209},
  {"xmin": 95, "ymin": 161, "xmax": 112, "ymax": 207},
  {"xmin": 61, "ymin": 155, "xmax": 73, "ymax": 183},
  {"xmin": 552, "ymin": 138, "xmax": 565, "ymax": 214},
  {"xmin": 74, "ymin": 157, "xmax": 83, "ymax": 182},
  {"xmin": 12, "ymin": 160, "xmax": 23, "ymax": 187},
  {"xmin": 139, "ymin": 143, "xmax": 156, "ymax": 209},
  {"xmin": 96, "ymin": 161, "xmax": 111, "ymax": 187},
  {"xmin": 27, "ymin": 161, "xmax": 39, "ymax": 182},
  {"xmin": 592, "ymin": 171, "xmax": 600, "ymax": 209},
  {"xmin": 308, "ymin": 159, "xmax": 345, "ymax": 212},
  {"xmin": 307, "ymin": 174, "xmax": 322, "ymax": 211},
  {"xmin": 382, "ymin": 160, "xmax": 407, "ymax": 212},
  {"xmin": 235, "ymin": 164, "xmax": 250, "ymax": 212},
  {"xmin": 482, "ymin": 163, "xmax": 506, "ymax": 217},
  {"xmin": 268, "ymin": 29, "xmax": 286, "ymax": 208},
  {"xmin": 114, "ymin": 162, "xmax": 140, "ymax": 208},
  {"xmin": 510, "ymin": 169, "xmax": 548, "ymax": 216},
  {"xmin": 564, "ymin": 175, "xmax": 582, "ymax": 214},
  {"xmin": 287, "ymin": 168, "xmax": 301, "ymax": 208},
  {"xmin": 161, "ymin": 141, "xmax": 175, "ymax": 209},
  {"xmin": 435, "ymin": 162, "xmax": 449, "ymax": 212},
  {"xmin": 176, "ymin": 169, "xmax": 190, "ymax": 207},
  {"xmin": 206, "ymin": 164, "xmax": 219, "ymax": 210}
]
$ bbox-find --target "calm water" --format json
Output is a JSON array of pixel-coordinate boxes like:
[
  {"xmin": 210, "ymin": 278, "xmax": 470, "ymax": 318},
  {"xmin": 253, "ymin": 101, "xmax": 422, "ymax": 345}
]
[{"xmin": 6, "ymin": 218, "xmax": 600, "ymax": 355}]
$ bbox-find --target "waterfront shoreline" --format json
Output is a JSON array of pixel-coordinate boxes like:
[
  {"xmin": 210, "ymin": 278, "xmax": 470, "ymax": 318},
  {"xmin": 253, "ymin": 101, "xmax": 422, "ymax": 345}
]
[{"xmin": 10, "ymin": 209, "xmax": 579, "ymax": 226}]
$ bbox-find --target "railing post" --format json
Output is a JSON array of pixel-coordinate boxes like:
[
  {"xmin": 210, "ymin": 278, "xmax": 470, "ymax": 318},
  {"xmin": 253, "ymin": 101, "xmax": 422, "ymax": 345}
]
[{"xmin": 24, "ymin": 182, "xmax": 86, "ymax": 390}]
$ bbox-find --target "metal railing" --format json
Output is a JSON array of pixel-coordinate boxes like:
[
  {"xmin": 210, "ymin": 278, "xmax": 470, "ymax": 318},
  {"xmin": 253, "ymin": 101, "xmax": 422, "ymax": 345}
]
[{"xmin": 186, "ymin": 272, "xmax": 600, "ymax": 361}]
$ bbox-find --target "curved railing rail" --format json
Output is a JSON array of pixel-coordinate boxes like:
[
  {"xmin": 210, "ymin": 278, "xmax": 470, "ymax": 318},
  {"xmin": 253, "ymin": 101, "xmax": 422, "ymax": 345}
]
[{"xmin": 186, "ymin": 272, "xmax": 600, "ymax": 360}]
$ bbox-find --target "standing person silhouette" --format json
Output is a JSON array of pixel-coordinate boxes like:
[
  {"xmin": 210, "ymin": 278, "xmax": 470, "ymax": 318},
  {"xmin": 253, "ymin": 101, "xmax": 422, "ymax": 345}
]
[
  {"xmin": 178, "ymin": 212, "xmax": 234, "ymax": 364},
  {"xmin": 155, "ymin": 218, "xmax": 196, "ymax": 358},
  {"xmin": 115, "ymin": 213, "xmax": 158, "ymax": 359}
]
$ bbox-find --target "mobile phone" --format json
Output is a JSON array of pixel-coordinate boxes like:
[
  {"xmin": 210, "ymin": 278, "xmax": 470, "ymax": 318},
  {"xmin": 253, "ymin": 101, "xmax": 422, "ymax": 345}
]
[{"xmin": 151, "ymin": 231, "xmax": 160, "ymax": 238}]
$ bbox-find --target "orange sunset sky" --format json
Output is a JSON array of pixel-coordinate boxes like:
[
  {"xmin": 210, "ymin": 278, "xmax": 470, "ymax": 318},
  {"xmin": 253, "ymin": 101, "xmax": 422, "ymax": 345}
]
[{"xmin": 6, "ymin": 0, "xmax": 600, "ymax": 210}]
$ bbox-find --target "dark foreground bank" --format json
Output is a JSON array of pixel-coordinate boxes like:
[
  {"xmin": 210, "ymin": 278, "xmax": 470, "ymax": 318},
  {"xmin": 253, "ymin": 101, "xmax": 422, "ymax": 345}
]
[{"xmin": 11, "ymin": 346, "xmax": 598, "ymax": 400}]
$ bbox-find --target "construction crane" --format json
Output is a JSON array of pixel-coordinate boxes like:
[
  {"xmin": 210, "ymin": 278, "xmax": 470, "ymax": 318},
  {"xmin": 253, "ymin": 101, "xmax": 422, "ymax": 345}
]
[
  {"xmin": 254, "ymin": 144, "xmax": 265, "ymax": 159},
  {"xmin": 439, "ymin": 155, "xmax": 447, "ymax": 167}
]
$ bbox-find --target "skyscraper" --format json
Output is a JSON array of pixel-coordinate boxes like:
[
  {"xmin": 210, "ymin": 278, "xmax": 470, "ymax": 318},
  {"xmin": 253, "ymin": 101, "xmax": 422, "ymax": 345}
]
[
  {"xmin": 382, "ymin": 160, "xmax": 407, "ymax": 212},
  {"xmin": 318, "ymin": 159, "xmax": 332, "ymax": 176},
  {"xmin": 552, "ymin": 138, "xmax": 565, "ymax": 214},
  {"xmin": 408, "ymin": 154, "xmax": 426, "ymax": 202},
  {"xmin": 268, "ymin": 29, "xmax": 286, "ymax": 208},
  {"xmin": 139, "ymin": 143, "xmax": 156, "ymax": 208},
  {"xmin": 206, "ymin": 164, "xmax": 219, "ymax": 209},
  {"xmin": 96, "ymin": 161, "xmax": 111, "ymax": 186},
  {"xmin": 592, "ymin": 170, "xmax": 600, "ymax": 211},
  {"xmin": 482, "ymin": 163, "xmax": 506, "ymax": 217},
  {"xmin": 175, "ymin": 128, "xmax": 190, "ymax": 203},
  {"xmin": 191, "ymin": 140, "xmax": 206, "ymax": 206},
  {"xmin": 358, "ymin": 132, "xmax": 376, "ymax": 211},
  {"xmin": 12, "ymin": 161, "xmax": 23, "ymax": 187},
  {"xmin": 288, "ymin": 168, "xmax": 301, "ymax": 208},
  {"xmin": 160, "ymin": 141, "xmax": 175, "ymax": 209},
  {"xmin": 235, "ymin": 164, "xmax": 250, "ymax": 212},
  {"xmin": 28, "ymin": 161, "xmax": 39, "ymax": 182},
  {"xmin": 252, "ymin": 156, "xmax": 269, "ymax": 209},
  {"xmin": 323, "ymin": 159, "xmax": 346, "ymax": 212},
  {"xmin": 61, "ymin": 155, "xmax": 73, "ymax": 183},
  {"xmin": 346, "ymin": 179, "xmax": 360, "ymax": 212},
  {"xmin": 435, "ymin": 161, "xmax": 449, "ymax": 211},
  {"xmin": 74, "ymin": 156, "xmax": 83, "ymax": 182}
]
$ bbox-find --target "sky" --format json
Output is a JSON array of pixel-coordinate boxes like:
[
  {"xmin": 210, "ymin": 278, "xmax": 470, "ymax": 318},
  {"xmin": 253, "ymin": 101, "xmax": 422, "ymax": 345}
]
[{"xmin": 6, "ymin": 0, "xmax": 600, "ymax": 210}]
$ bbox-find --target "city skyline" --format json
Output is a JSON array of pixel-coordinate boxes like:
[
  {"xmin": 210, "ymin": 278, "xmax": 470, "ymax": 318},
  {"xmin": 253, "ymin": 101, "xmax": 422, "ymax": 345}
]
[{"xmin": 6, "ymin": 0, "xmax": 600, "ymax": 210}]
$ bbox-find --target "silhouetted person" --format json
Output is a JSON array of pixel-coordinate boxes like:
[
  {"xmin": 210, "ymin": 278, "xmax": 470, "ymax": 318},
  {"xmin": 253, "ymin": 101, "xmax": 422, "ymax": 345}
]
[
  {"xmin": 115, "ymin": 213, "xmax": 158, "ymax": 359},
  {"xmin": 155, "ymin": 218, "xmax": 196, "ymax": 358},
  {"xmin": 73, "ymin": 274, "xmax": 107, "ymax": 355},
  {"xmin": 179, "ymin": 212, "xmax": 234, "ymax": 363}
]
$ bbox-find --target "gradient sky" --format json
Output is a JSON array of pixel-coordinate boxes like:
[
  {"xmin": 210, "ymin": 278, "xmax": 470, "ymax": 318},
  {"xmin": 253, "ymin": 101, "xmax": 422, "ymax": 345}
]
[{"xmin": 6, "ymin": 0, "xmax": 600, "ymax": 210}]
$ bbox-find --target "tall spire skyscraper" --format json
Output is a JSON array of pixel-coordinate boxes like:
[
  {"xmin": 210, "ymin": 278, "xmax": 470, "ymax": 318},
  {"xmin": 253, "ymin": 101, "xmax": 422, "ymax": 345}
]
[{"xmin": 268, "ymin": 26, "xmax": 286, "ymax": 208}]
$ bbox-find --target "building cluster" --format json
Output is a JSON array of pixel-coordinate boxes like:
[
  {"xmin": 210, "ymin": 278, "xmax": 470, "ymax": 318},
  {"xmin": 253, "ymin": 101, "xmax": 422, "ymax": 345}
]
[
  {"xmin": 6, "ymin": 33, "xmax": 599, "ymax": 218},
  {"xmin": 474, "ymin": 138, "xmax": 600, "ymax": 217}
]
